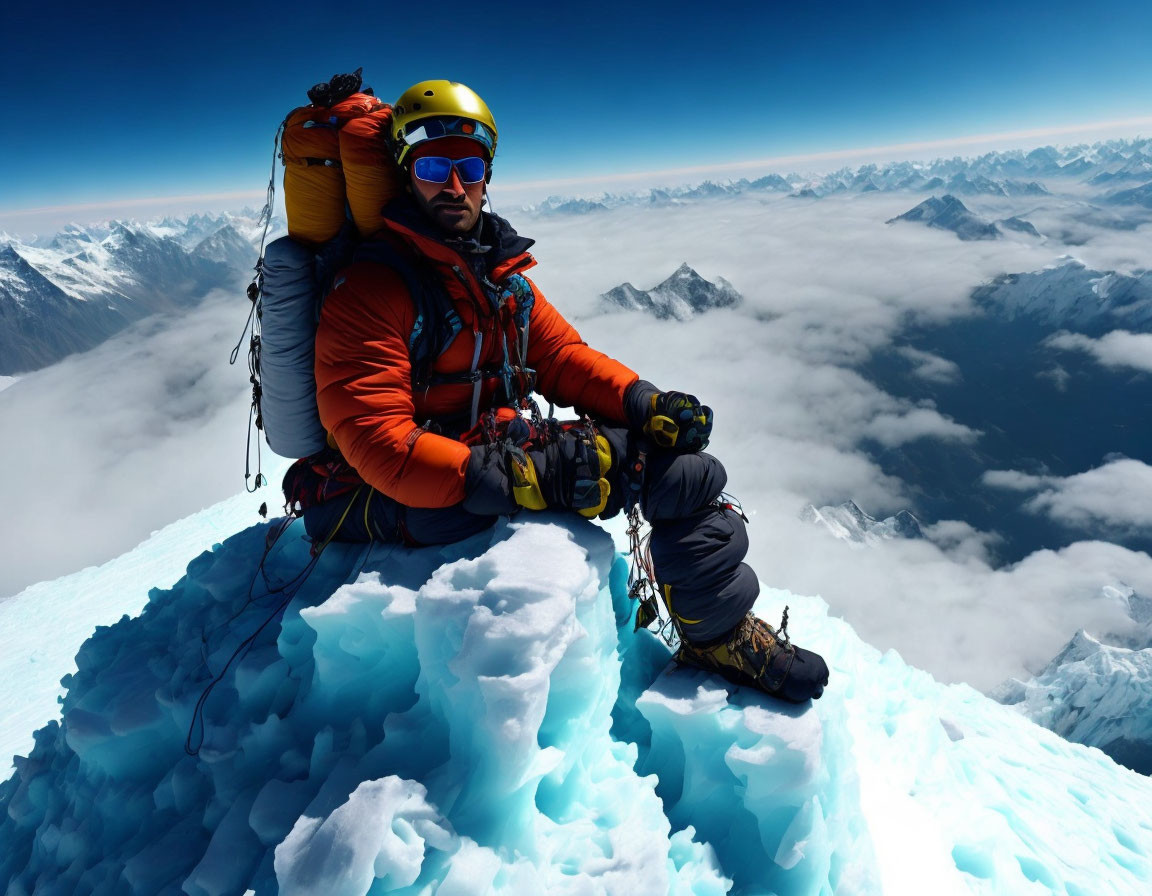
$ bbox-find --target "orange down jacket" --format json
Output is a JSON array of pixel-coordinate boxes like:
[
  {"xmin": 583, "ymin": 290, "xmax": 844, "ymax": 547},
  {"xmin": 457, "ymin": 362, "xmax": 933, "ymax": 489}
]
[{"xmin": 314, "ymin": 201, "xmax": 639, "ymax": 509}]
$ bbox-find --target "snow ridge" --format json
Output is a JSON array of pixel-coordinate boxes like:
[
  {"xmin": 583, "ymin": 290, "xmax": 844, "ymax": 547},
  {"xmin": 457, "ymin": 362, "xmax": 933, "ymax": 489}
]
[
  {"xmin": 973, "ymin": 258, "xmax": 1152, "ymax": 330},
  {"xmin": 997, "ymin": 628, "xmax": 1152, "ymax": 775}
]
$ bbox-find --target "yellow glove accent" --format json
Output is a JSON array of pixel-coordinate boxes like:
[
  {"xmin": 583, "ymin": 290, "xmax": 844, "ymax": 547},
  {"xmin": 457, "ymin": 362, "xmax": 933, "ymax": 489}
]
[
  {"xmin": 645, "ymin": 414, "xmax": 679, "ymax": 448},
  {"xmin": 577, "ymin": 434, "xmax": 613, "ymax": 519},
  {"xmin": 509, "ymin": 450, "xmax": 548, "ymax": 511},
  {"xmin": 644, "ymin": 393, "xmax": 679, "ymax": 448}
]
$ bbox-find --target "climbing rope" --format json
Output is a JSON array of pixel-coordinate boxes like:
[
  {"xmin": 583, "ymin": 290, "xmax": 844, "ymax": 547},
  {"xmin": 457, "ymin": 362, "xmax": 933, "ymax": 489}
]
[
  {"xmin": 625, "ymin": 504, "xmax": 680, "ymax": 648},
  {"xmin": 230, "ymin": 117, "xmax": 286, "ymax": 492}
]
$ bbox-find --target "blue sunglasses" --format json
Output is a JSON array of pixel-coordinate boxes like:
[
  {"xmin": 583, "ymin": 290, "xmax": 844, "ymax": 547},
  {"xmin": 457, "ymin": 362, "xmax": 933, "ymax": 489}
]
[{"xmin": 412, "ymin": 156, "xmax": 487, "ymax": 185}]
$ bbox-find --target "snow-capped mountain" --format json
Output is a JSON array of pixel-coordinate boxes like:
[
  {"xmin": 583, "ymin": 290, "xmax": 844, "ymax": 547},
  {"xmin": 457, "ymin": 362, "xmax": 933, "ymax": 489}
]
[
  {"xmin": 944, "ymin": 172, "xmax": 1049, "ymax": 197},
  {"xmin": 746, "ymin": 173, "xmax": 792, "ymax": 191},
  {"xmin": 973, "ymin": 258, "xmax": 1152, "ymax": 331},
  {"xmin": 190, "ymin": 223, "xmax": 258, "ymax": 274},
  {"xmin": 600, "ymin": 263, "xmax": 742, "ymax": 320},
  {"xmin": 1107, "ymin": 180, "xmax": 1152, "ymax": 208},
  {"xmin": 997, "ymin": 629, "xmax": 1152, "ymax": 774},
  {"xmin": 1091, "ymin": 154, "xmax": 1152, "ymax": 185},
  {"xmin": 0, "ymin": 213, "xmax": 270, "ymax": 375},
  {"xmin": 887, "ymin": 194, "xmax": 1000, "ymax": 240},
  {"xmin": 800, "ymin": 500, "xmax": 924, "ymax": 545},
  {"xmin": 3, "ymin": 507, "xmax": 1152, "ymax": 894},
  {"xmin": 534, "ymin": 196, "xmax": 610, "ymax": 216},
  {"xmin": 522, "ymin": 137, "xmax": 1152, "ymax": 215},
  {"xmin": 999, "ymin": 215, "xmax": 1042, "ymax": 237}
]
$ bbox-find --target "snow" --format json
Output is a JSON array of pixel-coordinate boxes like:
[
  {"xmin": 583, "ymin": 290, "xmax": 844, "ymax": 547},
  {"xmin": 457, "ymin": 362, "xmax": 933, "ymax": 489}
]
[
  {"xmin": 974, "ymin": 258, "xmax": 1152, "ymax": 330},
  {"xmin": 997, "ymin": 629, "xmax": 1152, "ymax": 774},
  {"xmin": 800, "ymin": 500, "xmax": 923, "ymax": 545},
  {"xmin": 600, "ymin": 263, "xmax": 742, "ymax": 321},
  {"xmin": 3, "ymin": 503, "xmax": 1152, "ymax": 894},
  {"xmin": 0, "ymin": 489, "xmax": 269, "ymax": 772}
]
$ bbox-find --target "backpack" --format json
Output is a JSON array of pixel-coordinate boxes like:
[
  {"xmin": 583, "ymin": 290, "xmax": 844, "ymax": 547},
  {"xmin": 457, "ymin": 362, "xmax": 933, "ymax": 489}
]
[
  {"xmin": 253, "ymin": 231, "xmax": 462, "ymax": 462},
  {"xmin": 235, "ymin": 70, "xmax": 533, "ymax": 491},
  {"xmin": 235, "ymin": 69, "xmax": 403, "ymax": 487}
]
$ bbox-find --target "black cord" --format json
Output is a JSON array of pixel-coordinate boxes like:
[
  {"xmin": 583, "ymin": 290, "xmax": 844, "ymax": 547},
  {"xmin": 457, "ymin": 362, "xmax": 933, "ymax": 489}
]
[{"xmin": 184, "ymin": 495, "xmax": 382, "ymax": 756}]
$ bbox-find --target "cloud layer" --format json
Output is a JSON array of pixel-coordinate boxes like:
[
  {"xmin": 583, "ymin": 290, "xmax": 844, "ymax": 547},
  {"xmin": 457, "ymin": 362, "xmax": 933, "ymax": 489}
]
[
  {"xmin": 1046, "ymin": 330, "xmax": 1152, "ymax": 374},
  {"xmin": 986, "ymin": 459, "xmax": 1152, "ymax": 533},
  {"xmin": 0, "ymin": 292, "xmax": 288, "ymax": 599},
  {"xmin": 534, "ymin": 189, "xmax": 1152, "ymax": 687}
]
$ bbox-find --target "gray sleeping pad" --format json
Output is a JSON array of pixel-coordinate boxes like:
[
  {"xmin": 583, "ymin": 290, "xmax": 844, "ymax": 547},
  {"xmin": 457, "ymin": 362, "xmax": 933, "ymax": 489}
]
[{"xmin": 259, "ymin": 236, "xmax": 328, "ymax": 458}]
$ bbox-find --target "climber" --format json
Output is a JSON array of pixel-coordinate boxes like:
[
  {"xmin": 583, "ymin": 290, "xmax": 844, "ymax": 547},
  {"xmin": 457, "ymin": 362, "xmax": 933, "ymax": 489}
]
[{"xmin": 284, "ymin": 79, "xmax": 829, "ymax": 703}]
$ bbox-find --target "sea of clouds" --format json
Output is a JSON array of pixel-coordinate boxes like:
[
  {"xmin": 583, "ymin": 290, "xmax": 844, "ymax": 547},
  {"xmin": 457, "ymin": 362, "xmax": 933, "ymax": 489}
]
[
  {"xmin": 2, "ymin": 171, "xmax": 1150, "ymax": 694},
  {"xmin": 526, "ymin": 188, "xmax": 1152, "ymax": 688}
]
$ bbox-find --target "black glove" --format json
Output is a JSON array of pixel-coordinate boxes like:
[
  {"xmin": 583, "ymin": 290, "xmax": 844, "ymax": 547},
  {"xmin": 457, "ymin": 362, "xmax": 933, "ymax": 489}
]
[
  {"xmin": 639, "ymin": 389, "xmax": 713, "ymax": 452},
  {"xmin": 520, "ymin": 428, "xmax": 613, "ymax": 517},
  {"xmin": 463, "ymin": 442, "xmax": 521, "ymax": 516},
  {"xmin": 462, "ymin": 428, "xmax": 613, "ymax": 518}
]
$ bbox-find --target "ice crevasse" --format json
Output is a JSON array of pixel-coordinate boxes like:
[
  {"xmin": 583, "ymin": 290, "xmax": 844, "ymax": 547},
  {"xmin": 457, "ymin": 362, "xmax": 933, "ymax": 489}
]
[{"xmin": 1, "ymin": 513, "xmax": 1151, "ymax": 895}]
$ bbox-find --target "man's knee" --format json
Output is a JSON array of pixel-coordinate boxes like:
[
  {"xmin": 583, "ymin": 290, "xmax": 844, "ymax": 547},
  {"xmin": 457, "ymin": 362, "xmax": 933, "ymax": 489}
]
[
  {"xmin": 642, "ymin": 451, "xmax": 727, "ymax": 521},
  {"xmin": 649, "ymin": 504, "xmax": 749, "ymax": 584}
]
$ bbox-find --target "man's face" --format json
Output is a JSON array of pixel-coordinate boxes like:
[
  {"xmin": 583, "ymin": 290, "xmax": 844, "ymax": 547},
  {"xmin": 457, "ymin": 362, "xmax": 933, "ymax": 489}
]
[{"xmin": 408, "ymin": 137, "xmax": 487, "ymax": 235}]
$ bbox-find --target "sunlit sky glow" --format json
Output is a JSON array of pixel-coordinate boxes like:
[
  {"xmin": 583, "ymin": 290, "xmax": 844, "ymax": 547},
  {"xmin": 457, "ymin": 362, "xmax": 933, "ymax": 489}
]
[{"xmin": 2, "ymin": 0, "xmax": 1150, "ymax": 233}]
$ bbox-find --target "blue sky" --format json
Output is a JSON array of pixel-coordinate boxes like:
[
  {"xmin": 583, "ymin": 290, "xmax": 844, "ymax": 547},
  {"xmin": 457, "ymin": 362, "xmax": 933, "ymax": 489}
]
[{"xmin": 1, "ymin": 0, "xmax": 1150, "ymax": 231}]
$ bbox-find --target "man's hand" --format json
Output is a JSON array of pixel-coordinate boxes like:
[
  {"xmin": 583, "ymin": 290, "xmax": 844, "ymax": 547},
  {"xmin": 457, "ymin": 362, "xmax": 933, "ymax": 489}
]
[
  {"xmin": 644, "ymin": 391, "xmax": 713, "ymax": 452},
  {"xmin": 462, "ymin": 428, "xmax": 613, "ymax": 518},
  {"xmin": 510, "ymin": 429, "xmax": 612, "ymax": 518}
]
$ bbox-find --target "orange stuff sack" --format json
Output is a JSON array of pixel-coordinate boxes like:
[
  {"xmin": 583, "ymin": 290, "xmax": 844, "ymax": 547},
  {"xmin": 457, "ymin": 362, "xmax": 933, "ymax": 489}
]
[
  {"xmin": 340, "ymin": 107, "xmax": 406, "ymax": 238},
  {"xmin": 281, "ymin": 93, "xmax": 384, "ymax": 245},
  {"xmin": 282, "ymin": 106, "xmax": 343, "ymax": 245}
]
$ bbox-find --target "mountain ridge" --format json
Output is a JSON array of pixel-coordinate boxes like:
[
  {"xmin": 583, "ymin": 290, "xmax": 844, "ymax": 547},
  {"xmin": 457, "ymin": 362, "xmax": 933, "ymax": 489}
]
[{"xmin": 0, "ymin": 213, "xmax": 270, "ymax": 374}]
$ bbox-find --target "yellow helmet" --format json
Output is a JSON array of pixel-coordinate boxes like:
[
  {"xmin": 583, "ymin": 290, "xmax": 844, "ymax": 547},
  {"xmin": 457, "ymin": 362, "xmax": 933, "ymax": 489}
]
[{"xmin": 391, "ymin": 80, "xmax": 498, "ymax": 170}]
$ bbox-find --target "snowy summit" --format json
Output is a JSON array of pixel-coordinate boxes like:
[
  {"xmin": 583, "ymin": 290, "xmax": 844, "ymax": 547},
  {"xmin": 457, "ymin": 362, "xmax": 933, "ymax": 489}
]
[
  {"xmin": 2, "ymin": 502, "xmax": 1151, "ymax": 894},
  {"xmin": 601, "ymin": 263, "xmax": 742, "ymax": 321},
  {"xmin": 886, "ymin": 195, "xmax": 1001, "ymax": 241},
  {"xmin": 800, "ymin": 500, "xmax": 924, "ymax": 545}
]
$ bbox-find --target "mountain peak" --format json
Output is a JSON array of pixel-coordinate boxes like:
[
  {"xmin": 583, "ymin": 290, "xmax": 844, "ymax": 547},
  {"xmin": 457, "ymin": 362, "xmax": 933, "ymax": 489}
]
[
  {"xmin": 801, "ymin": 501, "xmax": 924, "ymax": 544},
  {"xmin": 601, "ymin": 264, "xmax": 742, "ymax": 321},
  {"xmin": 1, "ymin": 211, "xmax": 272, "ymax": 374},
  {"xmin": 888, "ymin": 194, "xmax": 1000, "ymax": 241}
]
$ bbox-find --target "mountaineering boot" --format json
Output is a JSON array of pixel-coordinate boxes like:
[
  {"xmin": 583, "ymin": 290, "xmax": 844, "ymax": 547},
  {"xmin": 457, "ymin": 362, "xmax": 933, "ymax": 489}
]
[{"xmin": 675, "ymin": 612, "xmax": 829, "ymax": 703}]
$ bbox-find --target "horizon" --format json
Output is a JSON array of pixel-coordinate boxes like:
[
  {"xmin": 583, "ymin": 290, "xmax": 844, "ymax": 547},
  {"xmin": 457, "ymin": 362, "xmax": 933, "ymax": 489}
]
[{"xmin": 3, "ymin": 124, "xmax": 1150, "ymax": 239}]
